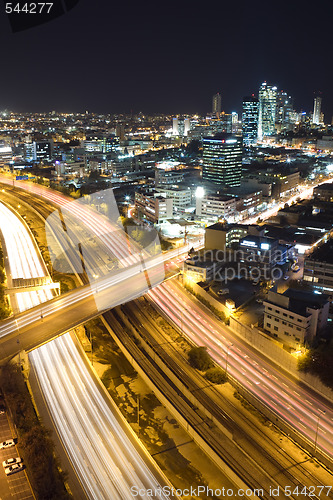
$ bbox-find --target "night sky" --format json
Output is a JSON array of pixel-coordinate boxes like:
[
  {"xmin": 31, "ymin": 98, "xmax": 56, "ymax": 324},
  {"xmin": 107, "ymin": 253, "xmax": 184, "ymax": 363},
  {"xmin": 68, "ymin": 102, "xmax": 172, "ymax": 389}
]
[{"xmin": 1, "ymin": 0, "xmax": 333, "ymax": 118}]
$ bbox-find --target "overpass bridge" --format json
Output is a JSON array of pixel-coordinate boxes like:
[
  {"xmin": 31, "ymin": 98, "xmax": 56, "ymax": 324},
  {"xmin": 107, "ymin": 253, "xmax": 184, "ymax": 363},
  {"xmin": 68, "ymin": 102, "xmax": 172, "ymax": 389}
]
[{"xmin": 0, "ymin": 250, "xmax": 185, "ymax": 364}]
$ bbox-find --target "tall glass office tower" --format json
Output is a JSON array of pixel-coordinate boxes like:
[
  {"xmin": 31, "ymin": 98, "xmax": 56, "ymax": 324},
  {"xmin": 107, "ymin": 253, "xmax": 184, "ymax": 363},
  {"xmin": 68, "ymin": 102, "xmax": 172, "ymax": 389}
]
[
  {"xmin": 202, "ymin": 134, "xmax": 242, "ymax": 187},
  {"xmin": 258, "ymin": 82, "xmax": 277, "ymax": 139},
  {"xmin": 242, "ymin": 95, "xmax": 259, "ymax": 145}
]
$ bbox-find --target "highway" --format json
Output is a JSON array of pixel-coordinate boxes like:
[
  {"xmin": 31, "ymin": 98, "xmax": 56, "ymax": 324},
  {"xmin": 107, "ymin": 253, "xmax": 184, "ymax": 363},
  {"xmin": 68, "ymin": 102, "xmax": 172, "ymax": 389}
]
[
  {"xmin": 0, "ymin": 200, "xmax": 174, "ymax": 499},
  {"xmin": 1, "ymin": 177, "xmax": 333, "ymax": 464},
  {"xmin": 148, "ymin": 280, "xmax": 333, "ymax": 462},
  {"xmin": 118, "ymin": 298, "xmax": 333, "ymax": 497}
]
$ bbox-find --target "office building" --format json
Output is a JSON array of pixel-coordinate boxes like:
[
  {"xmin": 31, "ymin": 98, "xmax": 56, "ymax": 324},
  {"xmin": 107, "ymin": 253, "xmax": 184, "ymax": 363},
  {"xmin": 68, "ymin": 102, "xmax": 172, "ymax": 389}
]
[
  {"xmin": 313, "ymin": 183, "xmax": 333, "ymax": 202},
  {"xmin": 312, "ymin": 96, "xmax": 322, "ymax": 125},
  {"xmin": 242, "ymin": 96, "xmax": 259, "ymax": 145},
  {"xmin": 0, "ymin": 143, "xmax": 12, "ymax": 168},
  {"xmin": 172, "ymin": 117, "xmax": 179, "ymax": 135},
  {"xmin": 263, "ymin": 289, "xmax": 329, "ymax": 348},
  {"xmin": 155, "ymin": 169, "xmax": 184, "ymax": 187},
  {"xmin": 202, "ymin": 134, "xmax": 242, "ymax": 187},
  {"xmin": 205, "ymin": 222, "xmax": 249, "ymax": 250},
  {"xmin": 276, "ymin": 90, "xmax": 294, "ymax": 130},
  {"xmin": 196, "ymin": 194, "xmax": 236, "ymax": 220},
  {"xmin": 258, "ymin": 82, "xmax": 277, "ymax": 139},
  {"xmin": 304, "ymin": 241, "xmax": 333, "ymax": 293},
  {"xmin": 157, "ymin": 187, "xmax": 192, "ymax": 212},
  {"xmin": 212, "ymin": 93, "xmax": 222, "ymax": 117},
  {"xmin": 135, "ymin": 190, "xmax": 173, "ymax": 224}
]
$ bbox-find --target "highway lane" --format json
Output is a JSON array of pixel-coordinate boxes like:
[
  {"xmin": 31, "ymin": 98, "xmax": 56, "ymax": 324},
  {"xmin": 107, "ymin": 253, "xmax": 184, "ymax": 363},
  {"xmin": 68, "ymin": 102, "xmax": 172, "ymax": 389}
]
[
  {"xmin": 2, "ymin": 177, "xmax": 333, "ymax": 463},
  {"xmin": 0, "ymin": 199, "xmax": 174, "ymax": 499},
  {"xmin": 121, "ymin": 299, "xmax": 333, "ymax": 497},
  {"xmin": 148, "ymin": 281, "xmax": 333, "ymax": 461},
  {"xmin": 30, "ymin": 334, "xmax": 173, "ymax": 500}
]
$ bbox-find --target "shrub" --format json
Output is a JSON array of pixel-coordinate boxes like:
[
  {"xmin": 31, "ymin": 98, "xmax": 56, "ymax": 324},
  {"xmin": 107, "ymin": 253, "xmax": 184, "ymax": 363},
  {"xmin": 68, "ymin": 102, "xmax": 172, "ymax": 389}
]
[
  {"xmin": 188, "ymin": 346, "xmax": 213, "ymax": 371},
  {"xmin": 205, "ymin": 367, "xmax": 227, "ymax": 384}
]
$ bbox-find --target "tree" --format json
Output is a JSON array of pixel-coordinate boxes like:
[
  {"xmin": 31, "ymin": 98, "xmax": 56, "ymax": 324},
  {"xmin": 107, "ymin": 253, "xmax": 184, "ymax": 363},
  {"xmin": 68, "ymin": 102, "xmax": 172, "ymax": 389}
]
[
  {"xmin": 188, "ymin": 346, "xmax": 213, "ymax": 371},
  {"xmin": 205, "ymin": 367, "xmax": 227, "ymax": 384}
]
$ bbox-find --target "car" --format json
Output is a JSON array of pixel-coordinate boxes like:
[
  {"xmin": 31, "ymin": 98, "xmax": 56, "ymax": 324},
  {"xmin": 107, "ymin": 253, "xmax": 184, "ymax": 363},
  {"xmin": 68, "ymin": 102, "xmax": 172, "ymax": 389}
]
[
  {"xmin": 218, "ymin": 288, "xmax": 229, "ymax": 296},
  {"xmin": 292, "ymin": 266, "xmax": 300, "ymax": 272},
  {"xmin": 4, "ymin": 463, "xmax": 24, "ymax": 476},
  {"xmin": 0, "ymin": 439, "xmax": 15, "ymax": 450},
  {"xmin": 283, "ymin": 275, "xmax": 290, "ymax": 281},
  {"xmin": 256, "ymin": 299, "xmax": 263, "ymax": 304},
  {"xmin": 2, "ymin": 457, "xmax": 22, "ymax": 468}
]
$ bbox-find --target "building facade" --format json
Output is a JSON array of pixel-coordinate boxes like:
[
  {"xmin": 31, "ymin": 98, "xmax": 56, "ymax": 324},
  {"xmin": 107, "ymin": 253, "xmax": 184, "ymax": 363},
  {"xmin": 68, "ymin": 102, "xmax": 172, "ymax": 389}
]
[
  {"xmin": 263, "ymin": 289, "xmax": 329, "ymax": 348},
  {"xmin": 258, "ymin": 82, "xmax": 277, "ymax": 139},
  {"xmin": 196, "ymin": 194, "xmax": 237, "ymax": 220},
  {"xmin": 242, "ymin": 96, "xmax": 259, "ymax": 145},
  {"xmin": 202, "ymin": 134, "xmax": 242, "ymax": 187},
  {"xmin": 135, "ymin": 191, "xmax": 173, "ymax": 224},
  {"xmin": 312, "ymin": 96, "xmax": 322, "ymax": 125},
  {"xmin": 212, "ymin": 93, "xmax": 222, "ymax": 117}
]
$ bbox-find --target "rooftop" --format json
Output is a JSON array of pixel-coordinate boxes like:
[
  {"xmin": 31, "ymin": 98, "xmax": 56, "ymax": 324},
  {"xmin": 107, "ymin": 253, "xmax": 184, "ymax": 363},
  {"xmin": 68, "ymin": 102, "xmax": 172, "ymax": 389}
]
[
  {"xmin": 283, "ymin": 289, "xmax": 329, "ymax": 315},
  {"xmin": 306, "ymin": 241, "xmax": 333, "ymax": 264},
  {"xmin": 314, "ymin": 183, "xmax": 333, "ymax": 191}
]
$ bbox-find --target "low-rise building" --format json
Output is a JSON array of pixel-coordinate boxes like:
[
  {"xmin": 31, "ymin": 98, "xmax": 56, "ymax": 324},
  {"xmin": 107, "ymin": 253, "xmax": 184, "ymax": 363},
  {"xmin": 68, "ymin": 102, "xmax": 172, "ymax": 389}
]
[
  {"xmin": 263, "ymin": 289, "xmax": 329, "ymax": 348},
  {"xmin": 196, "ymin": 194, "xmax": 237, "ymax": 221},
  {"xmin": 313, "ymin": 183, "xmax": 333, "ymax": 203},
  {"xmin": 155, "ymin": 169, "xmax": 184, "ymax": 187},
  {"xmin": 183, "ymin": 253, "xmax": 222, "ymax": 283},
  {"xmin": 157, "ymin": 187, "xmax": 192, "ymax": 212},
  {"xmin": 303, "ymin": 241, "xmax": 333, "ymax": 294},
  {"xmin": 135, "ymin": 190, "xmax": 173, "ymax": 224},
  {"xmin": 238, "ymin": 235, "xmax": 288, "ymax": 281}
]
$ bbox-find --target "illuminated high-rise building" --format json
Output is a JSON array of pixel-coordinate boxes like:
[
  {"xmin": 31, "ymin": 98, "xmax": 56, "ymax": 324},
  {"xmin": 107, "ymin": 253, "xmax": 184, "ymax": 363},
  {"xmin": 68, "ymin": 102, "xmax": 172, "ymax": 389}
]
[
  {"xmin": 242, "ymin": 96, "xmax": 259, "ymax": 145},
  {"xmin": 202, "ymin": 134, "xmax": 242, "ymax": 187},
  {"xmin": 172, "ymin": 117, "xmax": 179, "ymax": 135},
  {"xmin": 312, "ymin": 96, "xmax": 322, "ymax": 125},
  {"xmin": 212, "ymin": 93, "xmax": 222, "ymax": 117},
  {"xmin": 258, "ymin": 82, "xmax": 277, "ymax": 139},
  {"xmin": 276, "ymin": 90, "xmax": 294, "ymax": 130},
  {"xmin": 184, "ymin": 118, "xmax": 191, "ymax": 136}
]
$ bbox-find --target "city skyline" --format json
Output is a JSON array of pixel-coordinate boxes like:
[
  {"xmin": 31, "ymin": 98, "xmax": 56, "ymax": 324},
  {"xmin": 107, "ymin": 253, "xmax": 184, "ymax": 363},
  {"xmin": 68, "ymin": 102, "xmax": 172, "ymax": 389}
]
[{"xmin": 0, "ymin": 0, "xmax": 332, "ymax": 117}]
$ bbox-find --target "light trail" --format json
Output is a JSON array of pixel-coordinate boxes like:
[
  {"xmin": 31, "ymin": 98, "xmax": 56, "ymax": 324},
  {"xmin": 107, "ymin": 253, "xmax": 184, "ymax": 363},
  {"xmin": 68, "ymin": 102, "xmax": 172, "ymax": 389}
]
[
  {"xmin": 0, "ymin": 200, "xmax": 172, "ymax": 499},
  {"xmin": 1, "ymin": 176, "xmax": 332, "ymax": 461},
  {"xmin": 148, "ymin": 281, "xmax": 333, "ymax": 459}
]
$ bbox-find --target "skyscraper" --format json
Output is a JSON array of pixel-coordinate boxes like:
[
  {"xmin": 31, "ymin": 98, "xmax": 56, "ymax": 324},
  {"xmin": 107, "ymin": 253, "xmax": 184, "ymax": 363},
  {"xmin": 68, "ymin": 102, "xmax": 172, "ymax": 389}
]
[
  {"xmin": 172, "ymin": 117, "xmax": 179, "ymax": 135},
  {"xmin": 242, "ymin": 95, "xmax": 259, "ymax": 145},
  {"xmin": 276, "ymin": 90, "xmax": 294, "ymax": 130},
  {"xmin": 212, "ymin": 93, "xmax": 222, "ymax": 117},
  {"xmin": 258, "ymin": 82, "xmax": 277, "ymax": 139},
  {"xmin": 313, "ymin": 96, "xmax": 322, "ymax": 125},
  {"xmin": 202, "ymin": 134, "xmax": 242, "ymax": 187}
]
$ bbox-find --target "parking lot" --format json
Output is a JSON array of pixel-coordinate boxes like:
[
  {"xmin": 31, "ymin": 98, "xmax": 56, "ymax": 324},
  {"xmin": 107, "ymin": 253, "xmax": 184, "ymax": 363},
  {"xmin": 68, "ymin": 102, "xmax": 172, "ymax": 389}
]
[{"xmin": 0, "ymin": 406, "xmax": 34, "ymax": 500}]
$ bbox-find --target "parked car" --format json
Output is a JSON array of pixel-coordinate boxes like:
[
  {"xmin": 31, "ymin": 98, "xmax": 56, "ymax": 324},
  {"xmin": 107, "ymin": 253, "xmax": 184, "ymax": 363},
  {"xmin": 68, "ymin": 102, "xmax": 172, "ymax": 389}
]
[
  {"xmin": 218, "ymin": 288, "xmax": 229, "ymax": 296},
  {"xmin": 292, "ymin": 266, "xmax": 300, "ymax": 272},
  {"xmin": 0, "ymin": 439, "xmax": 15, "ymax": 450},
  {"xmin": 4, "ymin": 463, "xmax": 24, "ymax": 476},
  {"xmin": 283, "ymin": 275, "xmax": 290, "ymax": 281},
  {"xmin": 2, "ymin": 457, "xmax": 22, "ymax": 468},
  {"xmin": 256, "ymin": 299, "xmax": 263, "ymax": 304}
]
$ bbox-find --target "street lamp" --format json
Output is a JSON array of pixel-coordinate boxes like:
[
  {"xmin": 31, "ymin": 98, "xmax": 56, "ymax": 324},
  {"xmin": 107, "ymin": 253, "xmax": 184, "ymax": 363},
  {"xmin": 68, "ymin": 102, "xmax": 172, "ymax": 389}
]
[
  {"xmin": 314, "ymin": 409, "xmax": 326, "ymax": 454},
  {"xmin": 225, "ymin": 343, "xmax": 233, "ymax": 376},
  {"xmin": 15, "ymin": 318, "xmax": 20, "ymax": 366}
]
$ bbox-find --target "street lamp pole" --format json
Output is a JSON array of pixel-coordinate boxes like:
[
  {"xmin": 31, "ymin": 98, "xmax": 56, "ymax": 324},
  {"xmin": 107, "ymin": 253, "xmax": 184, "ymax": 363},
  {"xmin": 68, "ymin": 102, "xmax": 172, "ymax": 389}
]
[
  {"xmin": 15, "ymin": 318, "xmax": 20, "ymax": 366},
  {"xmin": 314, "ymin": 410, "xmax": 325, "ymax": 454},
  {"xmin": 225, "ymin": 343, "xmax": 233, "ymax": 376}
]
